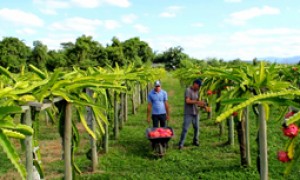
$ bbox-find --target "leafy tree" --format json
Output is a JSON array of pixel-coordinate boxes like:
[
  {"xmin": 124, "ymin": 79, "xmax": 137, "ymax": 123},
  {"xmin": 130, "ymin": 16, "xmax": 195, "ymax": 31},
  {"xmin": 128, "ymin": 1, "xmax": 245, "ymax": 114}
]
[
  {"xmin": 0, "ymin": 37, "xmax": 31, "ymax": 72},
  {"xmin": 154, "ymin": 46, "xmax": 188, "ymax": 70},
  {"xmin": 106, "ymin": 37, "xmax": 125, "ymax": 67},
  {"xmin": 46, "ymin": 50, "xmax": 68, "ymax": 71},
  {"xmin": 60, "ymin": 42, "xmax": 77, "ymax": 66},
  {"xmin": 28, "ymin": 41, "xmax": 48, "ymax": 69}
]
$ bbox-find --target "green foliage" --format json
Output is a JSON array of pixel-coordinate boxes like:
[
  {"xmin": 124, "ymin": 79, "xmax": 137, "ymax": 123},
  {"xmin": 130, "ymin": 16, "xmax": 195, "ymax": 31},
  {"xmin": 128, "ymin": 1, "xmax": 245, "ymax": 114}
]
[{"xmin": 0, "ymin": 37, "xmax": 31, "ymax": 73}]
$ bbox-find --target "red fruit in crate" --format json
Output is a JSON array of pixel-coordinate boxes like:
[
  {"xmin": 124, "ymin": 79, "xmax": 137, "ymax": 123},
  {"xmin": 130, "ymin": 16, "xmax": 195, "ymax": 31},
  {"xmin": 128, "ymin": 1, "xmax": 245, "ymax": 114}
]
[
  {"xmin": 157, "ymin": 128, "xmax": 164, "ymax": 133},
  {"xmin": 285, "ymin": 111, "xmax": 295, "ymax": 119},
  {"xmin": 232, "ymin": 112, "xmax": 238, "ymax": 117},
  {"xmin": 207, "ymin": 90, "xmax": 213, "ymax": 95},
  {"xmin": 165, "ymin": 129, "xmax": 172, "ymax": 135},
  {"xmin": 277, "ymin": 151, "xmax": 291, "ymax": 163},
  {"xmin": 160, "ymin": 132, "xmax": 168, "ymax": 137},
  {"xmin": 148, "ymin": 131, "xmax": 155, "ymax": 138},
  {"xmin": 283, "ymin": 124, "xmax": 299, "ymax": 138},
  {"xmin": 153, "ymin": 131, "xmax": 160, "ymax": 138}
]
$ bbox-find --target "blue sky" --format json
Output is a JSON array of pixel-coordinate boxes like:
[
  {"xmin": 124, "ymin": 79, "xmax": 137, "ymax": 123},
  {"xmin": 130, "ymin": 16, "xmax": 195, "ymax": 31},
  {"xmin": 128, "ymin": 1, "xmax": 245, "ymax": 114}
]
[{"xmin": 0, "ymin": 0, "xmax": 300, "ymax": 60}]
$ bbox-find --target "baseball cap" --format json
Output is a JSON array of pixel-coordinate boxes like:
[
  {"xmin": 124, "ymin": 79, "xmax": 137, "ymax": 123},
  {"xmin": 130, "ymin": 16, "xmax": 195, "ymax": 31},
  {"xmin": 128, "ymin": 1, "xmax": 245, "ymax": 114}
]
[
  {"xmin": 154, "ymin": 80, "xmax": 161, "ymax": 87},
  {"xmin": 193, "ymin": 79, "xmax": 202, "ymax": 86}
]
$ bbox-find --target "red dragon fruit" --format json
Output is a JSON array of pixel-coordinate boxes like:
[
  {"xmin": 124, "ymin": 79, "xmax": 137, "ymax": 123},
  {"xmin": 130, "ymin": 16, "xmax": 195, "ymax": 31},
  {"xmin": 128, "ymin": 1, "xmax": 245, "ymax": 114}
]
[
  {"xmin": 285, "ymin": 111, "xmax": 295, "ymax": 119},
  {"xmin": 277, "ymin": 151, "xmax": 291, "ymax": 163},
  {"xmin": 283, "ymin": 124, "xmax": 299, "ymax": 138}
]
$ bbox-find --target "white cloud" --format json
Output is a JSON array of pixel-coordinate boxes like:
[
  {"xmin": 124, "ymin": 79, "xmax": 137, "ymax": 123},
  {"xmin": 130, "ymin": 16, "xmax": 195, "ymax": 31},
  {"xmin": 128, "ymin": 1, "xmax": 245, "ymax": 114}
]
[
  {"xmin": 121, "ymin": 14, "xmax": 138, "ymax": 24},
  {"xmin": 167, "ymin": 6, "xmax": 184, "ymax": 11},
  {"xmin": 71, "ymin": 0, "xmax": 101, "ymax": 8},
  {"xmin": 49, "ymin": 17, "xmax": 102, "ymax": 33},
  {"xmin": 105, "ymin": 0, "xmax": 130, "ymax": 8},
  {"xmin": 34, "ymin": 0, "xmax": 130, "ymax": 12},
  {"xmin": 33, "ymin": 0, "xmax": 70, "ymax": 15},
  {"xmin": 39, "ymin": 34, "xmax": 78, "ymax": 50},
  {"xmin": 224, "ymin": 0, "xmax": 242, "ymax": 3},
  {"xmin": 0, "ymin": 8, "xmax": 44, "ymax": 27},
  {"xmin": 224, "ymin": 28, "xmax": 300, "ymax": 59},
  {"xmin": 133, "ymin": 24, "xmax": 149, "ymax": 33},
  {"xmin": 71, "ymin": 0, "xmax": 130, "ymax": 8},
  {"xmin": 145, "ymin": 28, "xmax": 300, "ymax": 60},
  {"xmin": 103, "ymin": 20, "xmax": 121, "ymax": 30},
  {"xmin": 160, "ymin": 5, "xmax": 184, "ymax": 18},
  {"xmin": 16, "ymin": 28, "xmax": 36, "ymax": 35},
  {"xmin": 160, "ymin": 12, "xmax": 176, "ymax": 18},
  {"xmin": 191, "ymin": 22, "xmax": 204, "ymax": 28},
  {"xmin": 225, "ymin": 6, "xmax": 280, "ymax": 25},
  {"xmin": 147, "ymin": 34, "xmax": 215, "ymax": 54}
]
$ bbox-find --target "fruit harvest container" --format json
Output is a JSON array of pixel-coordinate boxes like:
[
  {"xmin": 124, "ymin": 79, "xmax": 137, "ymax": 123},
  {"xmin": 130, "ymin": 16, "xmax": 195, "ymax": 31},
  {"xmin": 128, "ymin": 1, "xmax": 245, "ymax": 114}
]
[{"xmin": 145, "ymin": 127, "xmax": 174, "ymax": 140}]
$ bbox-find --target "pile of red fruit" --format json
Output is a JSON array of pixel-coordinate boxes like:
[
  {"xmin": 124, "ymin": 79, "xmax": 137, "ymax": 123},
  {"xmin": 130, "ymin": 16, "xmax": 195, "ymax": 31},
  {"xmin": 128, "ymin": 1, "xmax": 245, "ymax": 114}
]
[{"xmin": 148, "ymin": 128, "xmax": 173, "ymax": 138}]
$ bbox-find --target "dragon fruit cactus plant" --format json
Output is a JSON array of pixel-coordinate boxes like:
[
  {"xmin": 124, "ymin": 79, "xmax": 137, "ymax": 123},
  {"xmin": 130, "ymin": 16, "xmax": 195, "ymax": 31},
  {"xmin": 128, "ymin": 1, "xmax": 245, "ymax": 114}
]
[{"xmin": 283, "ymin": 124, "xmax": 299, "ymax": 138}]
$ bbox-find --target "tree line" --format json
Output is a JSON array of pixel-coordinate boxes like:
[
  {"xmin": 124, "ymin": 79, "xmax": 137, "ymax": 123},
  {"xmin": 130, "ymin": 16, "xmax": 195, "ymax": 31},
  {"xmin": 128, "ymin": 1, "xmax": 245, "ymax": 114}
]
[{"xmin": 0, "ymin": 34, "xmax": 266, "ymax": 73}]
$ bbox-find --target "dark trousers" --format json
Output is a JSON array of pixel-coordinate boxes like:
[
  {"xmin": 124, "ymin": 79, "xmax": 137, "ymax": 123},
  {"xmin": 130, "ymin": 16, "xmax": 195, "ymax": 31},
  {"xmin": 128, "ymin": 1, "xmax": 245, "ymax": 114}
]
[{"xmin": 152, "ymin": 114, "xmax": 167, "ymax": 127}]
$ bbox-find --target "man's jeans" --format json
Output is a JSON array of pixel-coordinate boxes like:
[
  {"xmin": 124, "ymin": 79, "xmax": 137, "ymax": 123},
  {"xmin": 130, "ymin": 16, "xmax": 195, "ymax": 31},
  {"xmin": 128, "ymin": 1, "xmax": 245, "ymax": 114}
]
[
  {"xmin": 152, "ymin": 114, "xmax": 167, "ymax": 127},
  {"xmin": 179, "ymin": 114, "xmax": 199, "ymax": 146}
]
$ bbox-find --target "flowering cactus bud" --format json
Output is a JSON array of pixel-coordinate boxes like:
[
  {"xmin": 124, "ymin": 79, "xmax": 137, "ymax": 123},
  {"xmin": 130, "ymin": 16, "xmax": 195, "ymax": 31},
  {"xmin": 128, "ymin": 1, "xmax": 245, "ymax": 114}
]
[
  {"xmin": 283, "ymin": 124, "xmax": 299, "ymax": 138},
  {"xmin": 277, "ymin": 151, "xmax": 291, "ymax": 163}
]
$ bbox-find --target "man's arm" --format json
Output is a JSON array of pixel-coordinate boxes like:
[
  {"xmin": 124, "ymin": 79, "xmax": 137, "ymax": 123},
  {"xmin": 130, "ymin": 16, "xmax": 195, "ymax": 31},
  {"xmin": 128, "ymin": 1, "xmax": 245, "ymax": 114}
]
[
  {"xmin": 186, "ymin": 97, "xmax": 206, "ymax": 107},
  {"xmin": 165, "ymin": 101, "xmax": 170, "ymax": 120}
]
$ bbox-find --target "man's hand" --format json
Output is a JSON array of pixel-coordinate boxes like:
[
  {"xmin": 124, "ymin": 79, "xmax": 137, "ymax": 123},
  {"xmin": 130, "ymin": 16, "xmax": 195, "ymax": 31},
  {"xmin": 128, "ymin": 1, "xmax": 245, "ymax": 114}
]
[
  {"xmin": 196, "ymin": 100, "xmax": 206, "ymax": 107},
  {"xmin": 166, "ymin": 114, "xmax": 170, "ymax": 121}
]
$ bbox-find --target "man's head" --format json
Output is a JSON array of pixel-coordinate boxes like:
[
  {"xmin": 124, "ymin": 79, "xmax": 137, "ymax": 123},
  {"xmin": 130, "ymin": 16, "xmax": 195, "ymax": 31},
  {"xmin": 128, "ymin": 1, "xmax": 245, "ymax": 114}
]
[
  {"xmin": 154, "ymin": 80, "xmax": 161, "ymax": 92},
  {"xmin": 192, "ymin": 79, "xmax": 202, "ymax": 90}
]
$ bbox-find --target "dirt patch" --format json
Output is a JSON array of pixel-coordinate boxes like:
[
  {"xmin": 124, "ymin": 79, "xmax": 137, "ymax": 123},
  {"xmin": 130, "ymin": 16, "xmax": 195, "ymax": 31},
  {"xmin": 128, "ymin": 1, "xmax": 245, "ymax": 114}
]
[
  {"xmin": 40, "ymin": 139, "xmax": 62, "ymax": 164},
  {"xmin": 0, "ymin": 170, "xmax": 21, "ymax": 180}
]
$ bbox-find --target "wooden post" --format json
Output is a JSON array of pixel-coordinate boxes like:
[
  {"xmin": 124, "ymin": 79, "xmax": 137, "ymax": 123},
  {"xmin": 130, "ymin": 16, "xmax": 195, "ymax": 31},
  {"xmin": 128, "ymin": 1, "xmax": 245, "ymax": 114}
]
[
  {"xmin": 258, "ymin": 104, "xmax": 268, "ymax": 180},
  {"xmin": 86, "ymin": 88, "xmax": 98, "ymax": 172},
  {"xmin": 228, "ymin": 116, "xmax": 234, "ymax": 146},
  {"xmin": 124, "ymin": 93, "xmax": 128, "ymax": 122},
  {"xmin": 219, "ymin": 121, "xmax": 224, "ymax": 139},
  {"xmin": 244, "ymin": 107, "xmax": 251, "ymax": 166},
  {"xmin": 132, "ymin": 92, "xmax": 136, "ymax": 115},
  {"xmin": 119, "ymin": 93, "xmax": 124, "ymax": 129},
  {"xmin": 23, "ymin": 107, "xmax": 33, "ymax": 180},
  {"xmin": 140, "ymin": 85, "xmax": 144, "ymax": 104},
  {"xmin": 114, "ymin": 91, "xmax": 119, "ymax": 139},
  {"xmin": 103, "ymin": 122, "xmax": 109, "ymax": 153},
  {"xmin": 64, "ymin": 103, "xmax": 72, "ymax": 180},
  {"xmin": 137, "ymin": 83, "xmax": 141, "ymax": 107}
]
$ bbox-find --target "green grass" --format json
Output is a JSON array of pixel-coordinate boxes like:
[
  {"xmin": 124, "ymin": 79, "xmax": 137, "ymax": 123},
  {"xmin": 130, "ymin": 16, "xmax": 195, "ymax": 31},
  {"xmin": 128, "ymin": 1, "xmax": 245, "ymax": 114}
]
[{"xmin": 1, "ymin": 73, "xmax": 300, "ymax": 179}]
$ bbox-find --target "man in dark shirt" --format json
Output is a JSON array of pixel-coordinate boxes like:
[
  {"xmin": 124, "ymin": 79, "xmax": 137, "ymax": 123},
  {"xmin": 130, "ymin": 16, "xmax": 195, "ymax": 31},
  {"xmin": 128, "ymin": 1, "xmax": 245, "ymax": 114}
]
[{"xmin": 178, "ymin": 79, "xmax": 206, "ymax": 149}]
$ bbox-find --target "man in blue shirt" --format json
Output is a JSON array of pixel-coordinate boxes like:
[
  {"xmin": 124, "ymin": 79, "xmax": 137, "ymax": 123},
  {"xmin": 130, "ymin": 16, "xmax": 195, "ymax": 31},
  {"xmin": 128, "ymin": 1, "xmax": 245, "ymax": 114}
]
[{"xmin": 147, "ymin": 80, "xmax": 170, "ymax": 127}]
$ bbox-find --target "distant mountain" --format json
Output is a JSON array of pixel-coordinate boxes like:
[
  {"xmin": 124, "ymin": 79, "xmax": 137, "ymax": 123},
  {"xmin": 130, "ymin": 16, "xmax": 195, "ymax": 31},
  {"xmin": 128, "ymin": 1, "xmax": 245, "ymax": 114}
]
[{"xmin": 261, "ymin": 56, "xmax": 300, "ymax": 64}]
